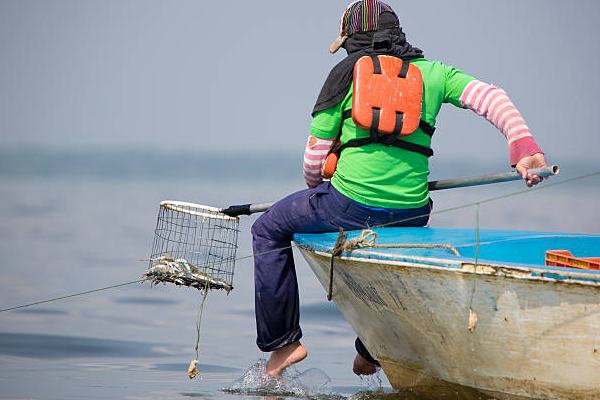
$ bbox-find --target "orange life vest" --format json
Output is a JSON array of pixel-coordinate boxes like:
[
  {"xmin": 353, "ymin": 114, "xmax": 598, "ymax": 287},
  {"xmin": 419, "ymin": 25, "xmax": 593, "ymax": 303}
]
[
  {"xmin": 353, "ymin": 54, "xmax": 424, "ymax": 135},
  {"xmin": 322, "ymin": 55, "xmax": 435, "ymax": 180}
]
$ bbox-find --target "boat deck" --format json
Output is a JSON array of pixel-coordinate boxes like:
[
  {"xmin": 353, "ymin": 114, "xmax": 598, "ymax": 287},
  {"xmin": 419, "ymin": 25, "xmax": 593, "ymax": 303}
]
[{"xmin": 294, "ymin": 228, "xmax": 600, "ymax": 281}]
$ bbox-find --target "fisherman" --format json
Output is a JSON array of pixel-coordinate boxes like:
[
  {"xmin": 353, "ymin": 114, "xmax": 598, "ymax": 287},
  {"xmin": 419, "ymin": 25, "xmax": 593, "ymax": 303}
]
[{"xmin": 252, "ymin": 0, "xmax": 547, "ymax": 377}]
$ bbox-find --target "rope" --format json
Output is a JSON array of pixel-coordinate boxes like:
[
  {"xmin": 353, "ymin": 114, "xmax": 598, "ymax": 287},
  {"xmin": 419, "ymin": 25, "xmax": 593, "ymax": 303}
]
[
  {"xmin": 0, "ymin": 279, "xmax": 146, "ymax": 313},
  {"xmin": 370, "ymin": 242, "xmax": 461, "ymax": 256},
  {"xmin": 337, "ymin": 229, "xmax": 376, "ymax": 252},
  {"xmin": 475, "ymin": 203, "xmax": 480, "ymax": 269},
  {"xmin": 194, "ymin": 282, "xmax": 210, "ymax": 360},
  {"xmin": 332, "ymin": 228, "xmax": 461, "ymax": 255},
  {"xmin": 467, "ymin": 204, "xmax": 481, "ymax": 332},
  {"xmin": 1, "ymin": 170, "xmax": 598, "ymax": 314},
  {"xmin": 327, "ymin": 229, "xmax": 347, "ymax": 301},
  {"xmin": 188, "ymin": 280, "xmax": 210, "ymax": 379},
  {"xmin": 326, "ymin": 228, "xmax": 462, "ymax": 299}
]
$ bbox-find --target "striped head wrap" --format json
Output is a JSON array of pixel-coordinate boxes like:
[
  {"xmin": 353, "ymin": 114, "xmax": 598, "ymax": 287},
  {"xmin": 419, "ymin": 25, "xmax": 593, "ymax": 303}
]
[{"xmin": 330, "ymin": 0, "xmax": 398, "ymax": 54}]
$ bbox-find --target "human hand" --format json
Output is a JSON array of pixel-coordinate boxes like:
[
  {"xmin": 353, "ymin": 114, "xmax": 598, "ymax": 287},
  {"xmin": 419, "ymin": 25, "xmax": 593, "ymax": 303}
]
[{"xmin": 515, "ymin": 153, "xmax": 547, "ymax": 187}]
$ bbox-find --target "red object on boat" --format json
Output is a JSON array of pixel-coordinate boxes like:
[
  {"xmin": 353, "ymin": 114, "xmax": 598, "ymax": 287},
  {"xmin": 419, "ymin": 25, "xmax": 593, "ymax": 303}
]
[{"xmin": 545, "ymin": 250, "xmax": 600, "ymax": 270}]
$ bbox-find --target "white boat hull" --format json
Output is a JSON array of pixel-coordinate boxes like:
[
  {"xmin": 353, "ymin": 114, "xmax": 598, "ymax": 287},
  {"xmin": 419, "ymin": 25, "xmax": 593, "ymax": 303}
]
[{"xmin": 299, "ymin": 249, "xmax": 600, "ymax": 400}]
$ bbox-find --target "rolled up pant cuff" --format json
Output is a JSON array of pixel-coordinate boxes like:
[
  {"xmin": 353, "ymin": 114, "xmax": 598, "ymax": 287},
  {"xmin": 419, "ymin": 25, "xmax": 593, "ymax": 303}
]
[
  {"xmin": 355, "ymin": 337, "xmax": 381, "ymax": 367},
  {"xmin": 257, "ymin": 326, "xmax": 303, "ymax": 352}
]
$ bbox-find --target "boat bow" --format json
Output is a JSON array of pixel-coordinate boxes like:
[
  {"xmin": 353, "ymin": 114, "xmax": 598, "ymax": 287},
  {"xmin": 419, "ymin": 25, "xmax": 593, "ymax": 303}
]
[{"xmin": 295, "ymin": 228, "xmax": 600, "ymax": 400}]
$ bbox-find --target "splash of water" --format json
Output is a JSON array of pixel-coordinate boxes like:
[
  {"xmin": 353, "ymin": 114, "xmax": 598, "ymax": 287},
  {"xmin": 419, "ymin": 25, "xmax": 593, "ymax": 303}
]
[
  {"xmin": 223, "ymin": 358, "xmax": 345, "ymax": 399},
  {"xmin": 358, "ymin": 367, "xmax": 383, "ymax": 391},
  {"xmin": 346, "ymin": 367, "xmax": 388, "ymax": 400}
]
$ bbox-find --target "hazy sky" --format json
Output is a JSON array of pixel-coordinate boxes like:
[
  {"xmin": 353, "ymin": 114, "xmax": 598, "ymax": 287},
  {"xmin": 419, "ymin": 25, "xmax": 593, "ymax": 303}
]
[{"xmin": 1, "ymin": 0, "xmax": 599, "ymax": 164}]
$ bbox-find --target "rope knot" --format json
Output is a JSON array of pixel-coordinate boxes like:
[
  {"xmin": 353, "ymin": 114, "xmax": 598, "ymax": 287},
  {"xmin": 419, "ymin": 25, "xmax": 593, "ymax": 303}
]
[
  {"xmin": 332, "ymin": 229, "xmax": 378, "ymax": 256},
  {"xmin": 327, "ymin": 229, "xmax": 377, "ymax": 302}
]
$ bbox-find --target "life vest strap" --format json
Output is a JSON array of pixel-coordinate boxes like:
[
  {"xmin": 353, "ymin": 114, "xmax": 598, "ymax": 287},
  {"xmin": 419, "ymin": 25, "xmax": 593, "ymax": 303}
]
[
  {"xmin": 398, "ymin": 58, "xmax": 410, "ymax": 78},
  {"xmin": 419, "ymin": 120, "xmax": 436, "ymax": 137},
  {"xmin": 322, "ymin": 107, "xmax": 433, "ymax": 180},
  {"xmin": 368, "ymin": 54, "xmax": 410, "ymax": 78},
  {"xmin": 371, "ymin": 55, "xmax": 382, "ymax": 74},
  {"xmin": 341, "ymin": 108, "xmax": 435, "ymax": 137},
  {"xmin": 370, "ymin": 108, "xmax": 382, "ymax": 141},
  {"xmin": 335, "ymin": 135, "xmax": 434, "ymax": 158},
  {"xmin": 337, "ymin": 107, "xmax": 434, "ymax": 157}
]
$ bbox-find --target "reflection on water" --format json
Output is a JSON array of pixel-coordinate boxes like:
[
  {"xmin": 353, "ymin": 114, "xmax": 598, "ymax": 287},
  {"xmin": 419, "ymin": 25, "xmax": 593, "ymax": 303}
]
[
  {"xmin": 113, "ymin": 296, "xmax": 181, "ymax": 306},
  {"xmin": 349, "ymin": 386, "xmax": 498, "ymax": 400},
  {"xmin": 14, "ymin": 308, "xmax": 69, "ymax": 316},
  {"xmin": 300, "ymin": 302, "xmax": 345, "ymax": 322},
  {"xmin": 232, "ymin": 302, "xmax": 345, "ymax": 321},
  {"xmin": 0, "ymin": 332, "xmax": 159, "ymax": 359},
  {"xmin": 154, "ymin": 362, "xmax": 241, "ymax": 373}
]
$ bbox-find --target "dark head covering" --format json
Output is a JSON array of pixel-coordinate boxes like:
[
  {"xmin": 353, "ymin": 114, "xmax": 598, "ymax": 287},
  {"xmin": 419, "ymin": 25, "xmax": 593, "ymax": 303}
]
[
  {"xmin": 329, "ymin": 0, "xmax": 397, "ymax": 54},
  {"xmin": 313, "ymin": 5, "xmax": 424, "ymax": 116}
]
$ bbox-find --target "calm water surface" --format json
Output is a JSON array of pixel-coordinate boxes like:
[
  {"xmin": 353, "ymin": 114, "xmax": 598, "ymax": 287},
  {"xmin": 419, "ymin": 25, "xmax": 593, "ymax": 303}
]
[{"xmin": 0, "ymin": 154, "xmax": 597, "ymax": 399}]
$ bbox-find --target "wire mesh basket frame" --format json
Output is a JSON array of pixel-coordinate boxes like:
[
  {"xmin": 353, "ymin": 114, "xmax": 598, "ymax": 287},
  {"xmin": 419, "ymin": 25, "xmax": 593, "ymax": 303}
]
[
  {"xmin": 160, "ymin": 201, "xmax": 236, "ymax": 221},
  {"xmin": 148, "ymin": 200, "xmax": 240, "ymax": 291}
]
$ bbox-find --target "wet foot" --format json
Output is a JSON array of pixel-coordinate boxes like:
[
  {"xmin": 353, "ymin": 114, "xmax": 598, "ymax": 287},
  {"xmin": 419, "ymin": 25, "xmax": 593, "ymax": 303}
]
[
  {"xmin": 353, "ymin": 353, "xmax": 377, "ymax": 376},
  {"xmin": 267, "ymin": 342, "xmax": 308, "ymax": 376}
]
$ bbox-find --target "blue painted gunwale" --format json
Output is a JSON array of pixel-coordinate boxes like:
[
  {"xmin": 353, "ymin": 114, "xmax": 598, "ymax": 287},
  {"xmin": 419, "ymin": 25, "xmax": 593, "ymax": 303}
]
[{"xmin": 293, "ymin": 228, "xmax": 600, "ymax": 283}]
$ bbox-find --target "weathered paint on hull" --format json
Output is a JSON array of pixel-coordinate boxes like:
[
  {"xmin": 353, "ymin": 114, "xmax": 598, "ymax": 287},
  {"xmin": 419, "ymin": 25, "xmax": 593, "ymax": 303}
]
[{"xmin": 299, "ymin": 249, "xmax": 600, "ymax": 400}]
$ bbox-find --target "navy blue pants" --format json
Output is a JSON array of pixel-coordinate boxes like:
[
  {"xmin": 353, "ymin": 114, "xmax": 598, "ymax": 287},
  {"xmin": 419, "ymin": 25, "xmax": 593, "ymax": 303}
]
[{"xmin": 251, "ymin": 182, "xmax": 432, "ymax": 352}]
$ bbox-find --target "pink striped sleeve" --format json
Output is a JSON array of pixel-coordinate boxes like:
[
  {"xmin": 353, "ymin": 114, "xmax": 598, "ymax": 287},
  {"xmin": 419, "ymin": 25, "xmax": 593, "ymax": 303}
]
[
  {"xmin": 460, "ymin": 80, "xmax": 543, "ymax": 166},
  {"xmin": 303, "ymin": 135, "xmax": 335, "ymax": 188}
]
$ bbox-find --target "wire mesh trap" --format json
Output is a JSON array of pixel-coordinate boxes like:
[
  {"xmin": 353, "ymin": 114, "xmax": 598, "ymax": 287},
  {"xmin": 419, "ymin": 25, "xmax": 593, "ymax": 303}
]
[{"xmin": 145, "ymin": 201, "xmax": 240, "ymax": 292}]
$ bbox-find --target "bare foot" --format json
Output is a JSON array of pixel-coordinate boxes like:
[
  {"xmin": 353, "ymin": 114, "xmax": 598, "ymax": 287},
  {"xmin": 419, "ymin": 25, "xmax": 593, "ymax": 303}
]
[
  {"xmin": 266, "ymin": 342, "xmax": 308, "ymax": 376},
  {"xmin": 353, "ymin": 353, "xmax": 377, "ymax": 376}
]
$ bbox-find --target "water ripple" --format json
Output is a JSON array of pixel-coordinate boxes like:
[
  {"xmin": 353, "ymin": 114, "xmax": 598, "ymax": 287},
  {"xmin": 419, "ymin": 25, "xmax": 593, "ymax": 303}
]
[{"xmin": 0, "ymin": 332, "xmax": 160, "ymax": 359}]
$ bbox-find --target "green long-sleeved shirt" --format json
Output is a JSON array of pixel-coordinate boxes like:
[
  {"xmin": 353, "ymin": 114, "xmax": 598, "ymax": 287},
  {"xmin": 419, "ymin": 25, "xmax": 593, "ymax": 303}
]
[{"xmin": 310, "ymin": 59, "xmax": 475, "ymax": 209}]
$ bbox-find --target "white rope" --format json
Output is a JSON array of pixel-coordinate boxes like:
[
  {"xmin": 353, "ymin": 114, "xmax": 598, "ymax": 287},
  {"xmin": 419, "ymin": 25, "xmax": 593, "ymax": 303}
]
[
  {"xmin": 333, "ymin": 229, "xmax": 462, "ymax": 256},
  {"xmin": 0, "ymin": 279, "xmax": 145, "ymax": 313}
]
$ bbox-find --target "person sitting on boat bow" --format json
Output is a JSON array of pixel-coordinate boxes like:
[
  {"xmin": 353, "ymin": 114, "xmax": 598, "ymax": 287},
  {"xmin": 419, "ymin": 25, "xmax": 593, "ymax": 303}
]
[{"xmin": 251, "ymin": 0, "xmax": 547, "ymax": 377}]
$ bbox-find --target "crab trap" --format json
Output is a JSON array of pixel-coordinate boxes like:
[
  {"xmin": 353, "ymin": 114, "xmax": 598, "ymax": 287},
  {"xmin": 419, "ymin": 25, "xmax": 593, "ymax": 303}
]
[{"xmin": 145, "ymin": 201, "xmax": 240, "ymax": 293}]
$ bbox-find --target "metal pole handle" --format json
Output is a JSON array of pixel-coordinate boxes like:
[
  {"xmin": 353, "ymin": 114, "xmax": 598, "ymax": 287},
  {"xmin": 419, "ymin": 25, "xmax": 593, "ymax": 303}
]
[
  {"xmin": 221, "ymin": 165, "xmax": 560, "ymax": 217},
  {"xmin": 428, "ymin": 165, "xmax": 559, "ymax": 191},
  {"xmin": 221, "ymin": 202, "xmax": 274, "ymax": 217}
]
